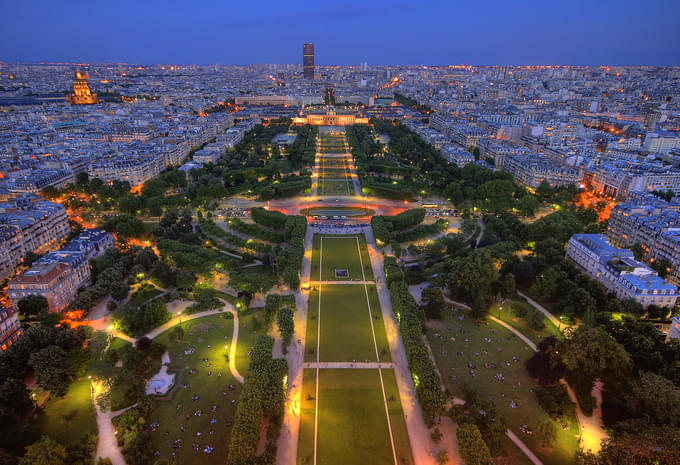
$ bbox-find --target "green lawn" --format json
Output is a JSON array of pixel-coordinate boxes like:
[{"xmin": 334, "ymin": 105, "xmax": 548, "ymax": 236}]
[
  {"xmin": 36, "ymin": 379, "xmax": 97, "ymax": 447},
  {"xmin": 149, "ymin": 313, "xmax": 242, "ymax": 464},
  {"xmin": 305, "ymin": 284, "xmax": 390, "ymax": 363},
  {"xmin": 311, "ymin": 235, "xmax": 374, "ymax": 282},
  {"xmin": 320, "ymin": 179, "xmax": 352, "ymax": 196},
  {"xmin": 490, "ymin": 301, "xmax": 562, "ymax": 344},
  {"xmin": 426, "ymin": 307, "xmax": 579, "ymax": 465},
  {"xmin": 297, "ymin": 369, "xmax": 411, "ymax": 465}
]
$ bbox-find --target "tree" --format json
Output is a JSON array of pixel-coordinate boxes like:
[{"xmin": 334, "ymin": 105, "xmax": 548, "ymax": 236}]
[
  {"xmin": 0, "ymin": 378, "xmax": 33, "ymax": 424},
  {"xmin": 526, "ymin": 336, "xmax": 566, "ymax": 385},
  {"xmin": 436, "ymin": 449, "xmax": 449, "ymax": 465},
  {"xmin": 626, "ymin": 372, "xmax": 680, "ymax": 426},
  {"xmin": 650, "ymin": 258, "xmax": 672, "ymax": 279},
  {"xmin": 535, "ymin": 419, "xmax": 557, "ymax": 446},
  {"xmin": 19, "ymin": 436, "xmax": 67, "ymax": 465},
  {"xmin": 631, "ymin": 242, "xmax": 645, "ymax": 261},
  {"xmin": 500, "ymin": 273, "xmax": 516, "ymax": 298},
  {"xmin": 421, "ymin": 286, "xmax": 445, "ymax": 320},
  {"xmin": 95, "ymin": 459, "xmax": 113, "ymax": 465},
  {"xmin": 456, "ymin": 423, "xmax": 493, "ymax": 465},
  {"xmin": 17, "ymin": 295, "xmax": 48, "ymax": 318},
  {"xmin": 168, "ymin": 326, "xmax": 185, "ymax": 343},
  {"xmin": 28, "ymin": 346, "xmax": 74, "ymax": 397},
  {"xmin": 110, "ymin": 281, "xmax": 129, "ymax": 301}
]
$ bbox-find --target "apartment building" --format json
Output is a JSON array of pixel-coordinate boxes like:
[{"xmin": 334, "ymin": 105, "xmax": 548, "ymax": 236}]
[
  {"xmin": 0, "ymin": 306, "xmax": 21, "ymax": 351},
  {"xmin": 566, "ymin": 233, "xmax": 679, "ymax": 308},
  {"xmin": 0, "ymin": 197, "xmax": 70, "ymax": 280}
]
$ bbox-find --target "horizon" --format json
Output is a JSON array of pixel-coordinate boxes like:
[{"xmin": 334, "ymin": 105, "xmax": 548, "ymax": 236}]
[{"xmin": 1, "ymin": 0, "xmax": 679, "ymax": 66}]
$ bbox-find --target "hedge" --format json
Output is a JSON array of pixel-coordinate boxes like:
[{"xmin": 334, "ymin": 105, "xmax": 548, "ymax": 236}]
[
  {"xmin": 395, "ymin": 219, "xmax": 447, "ymax": 243},
  {"xmin": 389, "ymin": 277, "xmax": 444, "ymax": 425},
  {"xmin": 372, "ymin": 208, "xmax": 426, "ymax": 244},
  {"xmin": 227, "ymin": 335, "xmax": 287, "ymax": 465}
]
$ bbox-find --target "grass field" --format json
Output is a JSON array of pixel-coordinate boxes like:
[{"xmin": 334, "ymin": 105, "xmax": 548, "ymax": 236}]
[
  {"xmin": 426, "ymin": 306, "xmax": 579, "ymax": 465},
  {"xmin": 297, "ymin": 369, "xmax": 412, "ymax": 465},
  {"xmin": 310, "ymin": 235, "xmax": 374, "ymax": 282},
  {"xmin": 36, "ymin": 379, "xmax": 97, "ymax": 447},
  {"xmin": 299, "ymin": 232, "xmax": 411, "ymax": 465},
  {"xmin": 148, "ymin": 313, "xmax": 242, "ymax": 464},
  {"xmin": 305, "ymin": 284, "xmax": 390, "ymax": 362}
]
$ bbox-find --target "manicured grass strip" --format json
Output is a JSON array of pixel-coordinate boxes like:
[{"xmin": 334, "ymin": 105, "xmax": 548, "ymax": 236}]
[
  {"xmin": 316, "ymin": 369, "xmax": 395, "ymax": 465},
  {"xmin": 317, "ymin": 284, "xmax": 389, "ymax": 362},
  {"xmin": 297, "ymin": 369, "xmax": 318, "ymax": 465},
  {"xmin": 381, "ymin": 369, "xmax": 415, "ymax": 465}
]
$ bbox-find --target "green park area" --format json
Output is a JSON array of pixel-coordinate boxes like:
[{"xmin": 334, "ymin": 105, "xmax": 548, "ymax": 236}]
[
  {"xmin": 147, "ymin": 313, "xmax": 243, "ymax": 464},
  {"xmin": 35, "ymin": 379, "xmax": 97, "ymax": 448},
  {"xmin": 297, "ymin": 368, "xmax": 412, "ymax": 465},
  {"xmin": 426, "ymin": 305, "xmax": 579, "ymax": 465}
]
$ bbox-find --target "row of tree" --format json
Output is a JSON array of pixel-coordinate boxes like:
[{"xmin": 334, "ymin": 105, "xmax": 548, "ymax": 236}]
[
  {"xmin": 386, "ymin": 257, "xmax": 445, "ymax": 425},
  {"xmin": 227, "ymin": 335, "xmax": 287, "ymax": 465}
]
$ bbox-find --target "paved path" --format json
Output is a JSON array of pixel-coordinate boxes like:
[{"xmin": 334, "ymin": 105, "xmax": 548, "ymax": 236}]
[
  {"xmin": 313, "ymin": 280, "xmax": 375, "ymax": 285},
  {"xmin": 506, "ymin": 430, "xmax": 543, "ymax": 465},
  {"xmin": 302, "ymin": 361, "xmax": 394, "ymax": 369},
  {"xmin": 488, "ymin": 316, "xmax": 538, "ymax": 352},
  {"xmin": 93, "ymin": 379, "xmax": 137, "ymax": 465},
  {"xmin": 561, "ymin": 379, "xmax": 607, "ymax": 453},
  {"xmin": 276, "ymin": 226, "xmax": 314, "ymax": 465},
  {"xmin": 516, "ymin": 291, "xmax": 562, "ymax": 328}
]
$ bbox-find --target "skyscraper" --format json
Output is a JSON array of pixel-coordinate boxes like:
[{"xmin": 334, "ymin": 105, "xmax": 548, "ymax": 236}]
[{"xmin": 303, "ymin": 43, "xmax": 314, "ymax": 79}]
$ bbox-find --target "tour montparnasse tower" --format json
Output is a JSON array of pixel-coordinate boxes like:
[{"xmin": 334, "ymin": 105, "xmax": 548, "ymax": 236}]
[{"xmin": 68, "ymin": 70, "xmax": 99, "ymax": 105}]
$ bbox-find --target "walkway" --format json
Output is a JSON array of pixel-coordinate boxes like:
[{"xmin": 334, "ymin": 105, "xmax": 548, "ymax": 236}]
[
  {"xmin": 516, "ymin": 291, "xmax": 561, "ymax": 328},
  {"xmin": 276, "ymin": 226, "xmax": 314, "ymax": 465},
  {"xmin": 313, "ymin": 280, "xmax": 375, "ymax": 285},
  {"xmin": 488, "ymin": 316, "xmax": 538, "ymax": 352},
  {"xmin": 560, "ymin": 379, "xmax": 607, "ymax": 453},
  {"xmin": 506, "ymin": 430, "xmax": 543, "ymax": 465},
  {"xmin": 93, "ymin": 379, "xmax": 136, "ymax": 465}
]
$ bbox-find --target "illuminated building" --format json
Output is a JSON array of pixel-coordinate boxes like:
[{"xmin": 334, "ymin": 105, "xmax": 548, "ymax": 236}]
[
  {"xmin": 292, "ymin": 109, "xmax": 368, "ymax": 126},
  {"xmin": 67, "ymin": 71, "xmax": 99, "ymax": 105},
  {"xmin": 0, "ymin": 197, "xmax": 70, "ymax": 281},
  {"xmin": 8, "ymin": 262, "xmax": 80, "ymax": 313},
  {"xmin": 566, "ymin": 234, "xmax": 679, "ymax": 308},
  {"xmin": 0, "ymin": 306, "xmax": 20, "ymax": 351},
  {"xmin": 303, "ymin": 43, "xmax": 314, "ymax": 79}
]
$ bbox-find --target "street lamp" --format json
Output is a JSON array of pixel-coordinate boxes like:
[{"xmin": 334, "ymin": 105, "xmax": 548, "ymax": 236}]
[
  {"xmin": 579, "ymin": 425, "xmax": 585, "ymax": 444},
  {"xmin": 559, "ymin": 315, "xmax": 563, "ymax": 331}
]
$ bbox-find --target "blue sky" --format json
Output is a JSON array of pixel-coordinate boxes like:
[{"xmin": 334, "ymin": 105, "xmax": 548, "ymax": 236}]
[{"xmin": 1, "ymin": 0, "xmax": 678, "ymax": 65}]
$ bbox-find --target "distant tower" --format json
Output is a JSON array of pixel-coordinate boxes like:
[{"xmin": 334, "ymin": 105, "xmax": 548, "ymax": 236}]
[
  {"xmin": 303, "ymin": 43, "xmax": 314, "ymax": 79},
  {"xmin": 68, "ymin": 70, "xmax": 99, "ymax": 105}
]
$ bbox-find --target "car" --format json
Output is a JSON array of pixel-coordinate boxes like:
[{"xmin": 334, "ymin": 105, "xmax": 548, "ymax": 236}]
[
  {"xmin": 321, "ymin": 216, "xmax": 328, "ymax": 220},
  {"xmin": 333, "ymin": 215, "xmax": 339, "ymax": 219},
  {"xmin": 341, "ymin": 215, "xmax": 347, "ymax": 219}
]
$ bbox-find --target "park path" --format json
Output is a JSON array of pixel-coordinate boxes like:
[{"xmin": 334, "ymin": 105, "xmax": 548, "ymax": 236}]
[
  {"xmin": 488, "ymin": 315, "xmax": 538, "ymax": 351},
  {"xmin": 92, "ymin": 378, "xmax": 137, "ymax": 465},
  {"xmin": 365, "ymin": 227, "xmax": 461, "ymax": 465},
  {"xmin": 506, "ymin": 430, "xmax": 543, "ymax": 465},
  {"xmin": 516, "ymin": 291, "xmax": 562, "ymax": 328},
  {"xmin": 314, "ymin": 280, "xmax": 375, "ymax": 285},
  {"xmin": 276, "ymin": 226, "xmax": 314, "ymax": 465},
  {"xmin": 560, "ymin": 379, "xmax": 607, "ymax": 453}
]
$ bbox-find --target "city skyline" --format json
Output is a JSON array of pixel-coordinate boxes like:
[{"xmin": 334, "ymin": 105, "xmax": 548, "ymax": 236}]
[{"xmin": 1, "ymin": 0, "xmax": 679, "ymax": 66}]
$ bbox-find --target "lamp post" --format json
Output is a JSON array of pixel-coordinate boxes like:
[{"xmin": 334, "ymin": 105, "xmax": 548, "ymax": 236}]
[
  {"xmin": 579, "ymin": 425, "xmax": 585, "ymax": 444},
  {"xmin": 559, "ymin": 315, "xmax": 563, "ymax": 331}
]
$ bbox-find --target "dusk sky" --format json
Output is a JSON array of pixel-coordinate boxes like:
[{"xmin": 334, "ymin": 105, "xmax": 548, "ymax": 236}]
[{"xmin": 1, "ymin": 0, "xmax": 679, "ymax": 66}]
